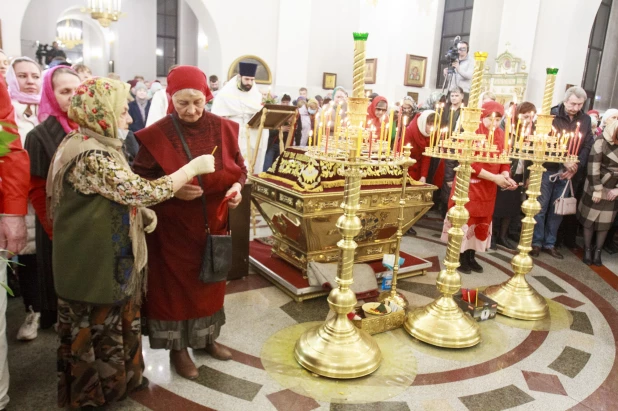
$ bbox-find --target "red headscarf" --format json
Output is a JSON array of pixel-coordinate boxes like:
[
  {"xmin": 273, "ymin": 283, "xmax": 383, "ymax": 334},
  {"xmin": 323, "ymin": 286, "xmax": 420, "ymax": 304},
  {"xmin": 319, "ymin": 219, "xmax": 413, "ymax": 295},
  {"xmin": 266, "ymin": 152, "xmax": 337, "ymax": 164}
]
[
  {"xmin": 38, "ymin": 65, "xmax": 79, "ymax": 134},
  {"xmin": 166, "ymin": 66, "xmax": 214, "ymax": 114},
  {"xmin": 481, "ymin": 100, "xmax": 504, "ymax": 119},
  {"xmin": 366, "ymin": 96, "xmax": 388, "ymax": 135}
]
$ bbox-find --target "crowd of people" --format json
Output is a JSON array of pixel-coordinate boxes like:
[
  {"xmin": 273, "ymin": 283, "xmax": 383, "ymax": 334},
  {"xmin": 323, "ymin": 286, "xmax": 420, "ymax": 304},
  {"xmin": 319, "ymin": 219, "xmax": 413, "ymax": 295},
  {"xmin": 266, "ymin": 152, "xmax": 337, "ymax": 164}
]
[{"xmin": 0, "ymin": 40, "xmax": 617, "ymax": 410}]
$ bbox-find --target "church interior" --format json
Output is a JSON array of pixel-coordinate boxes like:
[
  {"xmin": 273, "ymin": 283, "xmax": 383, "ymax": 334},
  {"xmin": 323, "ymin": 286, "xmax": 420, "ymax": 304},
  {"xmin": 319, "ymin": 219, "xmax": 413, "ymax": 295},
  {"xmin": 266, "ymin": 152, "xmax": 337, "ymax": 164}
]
[{"xmin": 2, "ymin": 0, "xmax": 618, "ymax": 410}]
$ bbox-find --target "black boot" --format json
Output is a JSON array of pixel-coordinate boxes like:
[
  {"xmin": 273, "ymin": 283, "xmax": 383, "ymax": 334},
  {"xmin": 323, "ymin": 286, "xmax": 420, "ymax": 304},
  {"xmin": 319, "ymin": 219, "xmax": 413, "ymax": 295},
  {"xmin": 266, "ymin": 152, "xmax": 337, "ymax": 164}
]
[
  {"xmin": 583, "ymin": 247, "xmax": 593, "ymax": 266},
  {"xmin": 458, "ymin": 252, "xmax": 471, "ymax": 274},
  {"xmin": 468, "ymin": 250, "xmax": 484, "ymax": 273},
  {"xmin": 593, "ymin": 248, "xmax": 603, "ymax": 266}
]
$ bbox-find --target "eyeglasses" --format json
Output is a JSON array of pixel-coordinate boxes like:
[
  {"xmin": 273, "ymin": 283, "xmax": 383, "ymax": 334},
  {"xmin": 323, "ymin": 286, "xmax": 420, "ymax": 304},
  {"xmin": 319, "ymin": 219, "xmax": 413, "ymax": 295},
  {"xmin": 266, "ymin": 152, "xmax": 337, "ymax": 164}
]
[
  {"xmin": 375, "ymin": 108, "xmax": 387, "ymax": 112},
  {"xmin": 457, "ymin": 47, "xmax": 467, "ymax": 51}
]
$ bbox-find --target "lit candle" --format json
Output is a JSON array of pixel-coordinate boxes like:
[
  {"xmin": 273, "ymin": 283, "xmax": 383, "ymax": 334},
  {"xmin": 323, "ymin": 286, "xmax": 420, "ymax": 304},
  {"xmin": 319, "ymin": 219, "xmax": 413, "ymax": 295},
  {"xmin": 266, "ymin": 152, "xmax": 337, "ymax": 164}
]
[
  {"xmin": 437, "ymin": 104, "xmax": 444, "ymax": 135},
  {"xmin": 356, "ymin": 123, "xmax": 363, "ymax": 155},
  {"xmin": 388, "ymin": 108, "xmax": 396, "ymax": 149},
  {"xmin": 385, "ymin": 123, "xmax": 391, "ymax": 157},
  {"xmin": 448, "ymin": 107, "xmax": 454, "ymax": 140},
  {"xmin": 575, "ymin": 132, "xmax": 582, "ymax": 155},
  {"xmin": 369, "ymin": 126, "xmax": 374, "ymax": 158},
  {"xmin": 317, "ymin": 122, "xmax": 323, "ymax": 150},
  {"xmin": 519, "ymin": 120, "xmax": 527, "ymax": 150},
  {"xmin": 380, "ymin": 114, "xmax": 386, "ymax": 144},
  {"xmin": 490, "ymin": 113, "xmax": 496, "ymax": 146},
  {"xmin": 575, "ymin": 122, "xmax": 580, "ymax": 139},
  {"xmin": 515, "ymin": 114, "xmax": 522, "ymax": 142},
  {"xmin": 313, "ymin": 111, "xmax": 319, "ymax": 140},
  {"xmin": 400, "ymin": 117, "xmax": 408, "ymax": 155},
  {"xmin": 334, "ymin": 103, "xmax": 342, "ymax": 138},
  {"xmin": 432, "ymin": 103, "xmax": 439, "ymax": 134},
  {"xmin": 308, "ymin": 130, "xmax": 313, "ymax": 146},
  {"xmin": 429, "ymin": 127, "xmax": 435, "ymax": 148}
]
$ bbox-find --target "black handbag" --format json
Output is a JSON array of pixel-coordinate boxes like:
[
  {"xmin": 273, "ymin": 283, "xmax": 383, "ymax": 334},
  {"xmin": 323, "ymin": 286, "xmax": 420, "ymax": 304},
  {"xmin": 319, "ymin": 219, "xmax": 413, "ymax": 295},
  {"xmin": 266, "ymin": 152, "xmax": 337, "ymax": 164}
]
[{"xmin": 170, "ymin": 115, "xmax": 232, "ymax": 283}]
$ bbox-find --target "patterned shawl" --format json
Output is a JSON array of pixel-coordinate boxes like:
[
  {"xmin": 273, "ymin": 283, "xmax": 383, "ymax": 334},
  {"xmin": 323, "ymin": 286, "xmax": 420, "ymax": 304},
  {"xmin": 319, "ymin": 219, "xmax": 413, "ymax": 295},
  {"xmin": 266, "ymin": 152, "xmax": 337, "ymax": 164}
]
[{"xmin": 47, "ymin": 77, "xmax": 149, "ymax": 304}]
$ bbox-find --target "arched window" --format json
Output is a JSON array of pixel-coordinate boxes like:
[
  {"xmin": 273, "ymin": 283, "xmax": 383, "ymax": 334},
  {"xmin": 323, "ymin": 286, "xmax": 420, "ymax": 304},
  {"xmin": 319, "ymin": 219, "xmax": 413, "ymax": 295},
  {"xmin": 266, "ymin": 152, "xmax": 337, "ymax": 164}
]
[{"xmin": 227, "ymin": 55, "xmax": 272, "ymax": 85}]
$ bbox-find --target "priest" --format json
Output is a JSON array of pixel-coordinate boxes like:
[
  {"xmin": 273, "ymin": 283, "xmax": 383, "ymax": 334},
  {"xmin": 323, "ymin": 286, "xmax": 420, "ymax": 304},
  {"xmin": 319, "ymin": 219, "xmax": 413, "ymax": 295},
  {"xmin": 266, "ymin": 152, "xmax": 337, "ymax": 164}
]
[{"xmin": 211, "ymin": 62, "xmax": 266, "ymax": 173}]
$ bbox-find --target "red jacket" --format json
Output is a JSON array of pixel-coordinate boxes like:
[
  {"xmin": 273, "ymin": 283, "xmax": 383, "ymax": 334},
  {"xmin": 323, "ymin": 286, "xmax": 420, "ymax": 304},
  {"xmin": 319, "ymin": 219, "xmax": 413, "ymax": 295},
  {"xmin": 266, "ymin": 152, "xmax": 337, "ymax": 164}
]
[
  {"xmin": 0, "ymin": 76, "xmax": 29, "ymax": 215},
  {"xmin": 405, "ymin": 112, "xmax": 444, "ymax": 187}
]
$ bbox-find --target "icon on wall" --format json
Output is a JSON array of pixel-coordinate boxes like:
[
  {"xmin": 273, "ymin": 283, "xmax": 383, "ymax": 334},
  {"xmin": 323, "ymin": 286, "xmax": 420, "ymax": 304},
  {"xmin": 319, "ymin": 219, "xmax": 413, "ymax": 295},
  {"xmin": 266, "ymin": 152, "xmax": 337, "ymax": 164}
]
[
  {"xmin": 323, "ymin": 72, "xmax": 337, "ymax": 90},
  {"xmin": 404, "ymin": 54, "xmax": 427, "ymax": 87},
  {"xmin": 365, "ymin": 58, "xmax": 377, "ymax": 84}
]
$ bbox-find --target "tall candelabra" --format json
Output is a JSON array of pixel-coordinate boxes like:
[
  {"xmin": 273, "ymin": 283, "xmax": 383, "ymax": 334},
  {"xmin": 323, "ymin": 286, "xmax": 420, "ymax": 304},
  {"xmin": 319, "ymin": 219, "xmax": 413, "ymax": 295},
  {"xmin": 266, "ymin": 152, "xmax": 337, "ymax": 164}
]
[
  {"xmin": 294, "ymin": 32, "xmax": 416, "ymax": 378},
  {"xmin": 483, "ymin": 68, "xmax": 578, "ymax": 320},
  {"xmin": 404, "ymin": 52, "xmax": 511, "ymax": 348}
]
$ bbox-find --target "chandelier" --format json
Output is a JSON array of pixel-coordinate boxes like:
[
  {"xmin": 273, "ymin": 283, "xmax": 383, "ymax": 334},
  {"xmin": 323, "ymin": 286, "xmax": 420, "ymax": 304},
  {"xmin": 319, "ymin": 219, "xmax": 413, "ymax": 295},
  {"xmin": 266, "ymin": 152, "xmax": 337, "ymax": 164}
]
[
  {"xmin": 84, "ymin": 0, "xmax": 122, "ymax": 28},
  {"xmin": 56, "ymin": 20, "xmax": 83, "ymax": 50}
]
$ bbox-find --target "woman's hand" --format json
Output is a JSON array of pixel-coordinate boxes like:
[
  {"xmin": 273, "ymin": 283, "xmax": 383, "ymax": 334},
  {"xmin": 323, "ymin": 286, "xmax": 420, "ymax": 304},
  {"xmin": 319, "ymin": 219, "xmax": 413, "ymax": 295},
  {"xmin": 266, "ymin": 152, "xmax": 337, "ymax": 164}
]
[
  {"xmin": 175, "ymin": 184, "xmax": 203, "ymax": 201},
  {"xmin": 419, "ymin": 176, "xmax": 426, "ymax": 183},
  {"xmin": 607, "ymin": 188, "xmax": 618, "ymax": 201},
  {"xmin": 493, "ymin": 174, "xmax": 517, "ymax": 190},
  {"xmin": 226, "ymin": 183, "xmax": 243, "ymax": 209}
]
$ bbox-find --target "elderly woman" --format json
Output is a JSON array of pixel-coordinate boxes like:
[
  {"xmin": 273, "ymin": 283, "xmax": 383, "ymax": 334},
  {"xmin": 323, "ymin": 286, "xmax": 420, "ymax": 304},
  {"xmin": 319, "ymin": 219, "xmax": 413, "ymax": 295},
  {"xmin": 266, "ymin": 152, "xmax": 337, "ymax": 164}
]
[
  {"xmin": 578, "ymin": 121, "xmax": 618, "ymax": 266},
  {"xmin": 22, "ymin": 66, "xmax": 81, "ymax": 339},
  {"xmin": 441, "ymin": 101, "xmax": 517, "ymax": 274},
  {"xmin": 401, "ymin": 96, "xmax": 417, "ymax": 119},
  {"xmin": 49, "ymin": 78, "xmax": 215, "ymax": 409},
  {"xmin": 133, "ymin": 66, "xmax": 247, "ymax": 380},
  {"xmin": 128, "ymin": 81, "xmax": 151, "ymax": 133}
]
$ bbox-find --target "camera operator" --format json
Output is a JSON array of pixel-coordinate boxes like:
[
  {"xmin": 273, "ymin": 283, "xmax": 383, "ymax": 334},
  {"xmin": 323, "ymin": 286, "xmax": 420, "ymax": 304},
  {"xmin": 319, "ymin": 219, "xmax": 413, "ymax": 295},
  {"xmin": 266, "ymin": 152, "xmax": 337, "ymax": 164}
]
[{"xmin": 443, "ymin": 40, "xmax": 474, "ymax": 101}]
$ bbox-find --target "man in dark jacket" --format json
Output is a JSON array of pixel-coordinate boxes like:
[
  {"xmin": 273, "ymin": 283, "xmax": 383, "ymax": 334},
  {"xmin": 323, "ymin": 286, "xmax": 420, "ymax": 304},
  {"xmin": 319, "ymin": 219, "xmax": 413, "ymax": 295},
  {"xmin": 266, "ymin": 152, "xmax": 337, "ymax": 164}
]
[{"xmin": 531, "ymin": 86, "xmax": 593, "ymax": 259}]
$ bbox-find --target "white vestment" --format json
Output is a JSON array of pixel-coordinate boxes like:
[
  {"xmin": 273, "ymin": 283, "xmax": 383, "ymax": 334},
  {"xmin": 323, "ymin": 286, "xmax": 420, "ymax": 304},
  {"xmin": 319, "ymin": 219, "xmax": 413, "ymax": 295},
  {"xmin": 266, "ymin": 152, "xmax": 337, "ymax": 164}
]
[{"xmin": 211, "ymin": 78, "xmax": 267, "ymax": 173}]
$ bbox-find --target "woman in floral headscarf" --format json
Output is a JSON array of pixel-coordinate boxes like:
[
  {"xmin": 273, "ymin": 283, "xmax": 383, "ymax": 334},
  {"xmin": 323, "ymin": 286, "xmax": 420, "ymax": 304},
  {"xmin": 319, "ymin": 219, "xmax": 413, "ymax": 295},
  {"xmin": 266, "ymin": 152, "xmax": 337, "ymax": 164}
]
[{"xmin": 49, "ymin": 77, "xmax": 216, "ymax": 409}]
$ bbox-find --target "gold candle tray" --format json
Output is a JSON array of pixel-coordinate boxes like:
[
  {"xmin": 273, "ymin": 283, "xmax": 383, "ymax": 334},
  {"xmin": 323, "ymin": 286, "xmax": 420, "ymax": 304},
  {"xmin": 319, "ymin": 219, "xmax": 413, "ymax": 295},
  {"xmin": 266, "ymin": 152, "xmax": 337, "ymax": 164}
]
[{"xmin": 352, "ymin": 308, "xmax": 406, "ymax": 335}]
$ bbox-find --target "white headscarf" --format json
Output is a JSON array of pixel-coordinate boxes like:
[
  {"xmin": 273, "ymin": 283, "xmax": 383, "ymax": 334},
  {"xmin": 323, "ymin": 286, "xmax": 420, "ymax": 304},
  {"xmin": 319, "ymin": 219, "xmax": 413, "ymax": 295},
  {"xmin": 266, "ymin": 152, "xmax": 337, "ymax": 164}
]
[
  {"xmin": 417, "ymin": 110, "xmax": 435, "ymax": 137},
  {"xmin": 601, "ymin": 109, "xmax": 618, "ymax": 129}
]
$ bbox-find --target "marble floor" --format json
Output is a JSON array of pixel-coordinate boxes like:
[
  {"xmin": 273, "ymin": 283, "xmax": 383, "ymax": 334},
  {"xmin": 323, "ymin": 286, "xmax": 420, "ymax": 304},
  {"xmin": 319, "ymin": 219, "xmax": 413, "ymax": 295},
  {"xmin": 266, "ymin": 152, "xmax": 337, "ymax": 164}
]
[{"xmin": 6, "ymin": 212, "xmax": 618, "ymax": 411}]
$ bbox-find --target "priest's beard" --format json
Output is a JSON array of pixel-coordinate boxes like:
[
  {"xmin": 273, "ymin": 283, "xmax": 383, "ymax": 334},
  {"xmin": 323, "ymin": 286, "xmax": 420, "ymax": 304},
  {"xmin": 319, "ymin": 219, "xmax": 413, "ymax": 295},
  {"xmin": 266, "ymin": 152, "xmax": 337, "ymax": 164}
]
[{"xmin": 237, "ymin": 78, "xmax": 252, "ymax": 92}]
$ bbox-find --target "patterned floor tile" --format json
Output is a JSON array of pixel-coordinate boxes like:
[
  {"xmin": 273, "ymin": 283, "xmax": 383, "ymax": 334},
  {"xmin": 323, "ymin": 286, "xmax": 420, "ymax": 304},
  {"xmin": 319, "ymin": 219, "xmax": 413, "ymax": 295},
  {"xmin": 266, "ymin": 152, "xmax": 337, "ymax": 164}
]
[
  {"xmin": 458, "ymin": 385, "xmax": 534, "ymax": 411},
  {"xmin": 548, "ymin": 346, "xmax": 592, "ymax": 378},
  {"xmin": 569, "ymin": 310, "xmax": 594, "ymax": 335},
  {"xmin": 397, "ymin": 280, "xmax": 440, "ymax": 299},
  {"xmin": 488, "ymin": 252, "xmax": 514, "ymax": 265},
  {"xmin": 552, "ymin": 295, "xmax": 585, "ymax": 309},
  {"xmin": 533, "ymin": 276, "xmax": 567, "ymax": 293},
  {"xmin": 194, "ymin": 365, "xmax": 262, "ymax": 401},
  {"xmin": 280, "ymin": 298, "xmax": 330, "ymax": 323},
  {"xmin": 267, "ymin": 389, "xmax": 320, "ymax": 411},
  {"xmin": 521, "ymin": 370, "xmax": 567, "ymax": 396},
  {"xmin": 330, "ymin": 402, "xmax": 410, "ymax": 411}
]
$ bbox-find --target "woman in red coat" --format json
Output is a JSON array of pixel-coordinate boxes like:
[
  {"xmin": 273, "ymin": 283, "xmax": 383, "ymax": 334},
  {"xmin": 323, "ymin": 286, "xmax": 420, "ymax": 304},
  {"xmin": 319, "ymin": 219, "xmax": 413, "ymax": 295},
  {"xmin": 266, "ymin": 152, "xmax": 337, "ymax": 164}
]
[
  {"xmin": 405, "ymin": 110, "xmax": 444, "ymax": 186},
  {"xmin": 133, "ymin": 66, "xmax": 247, "ymax": 380},
  {"xmin": 441, "ymin": 101, "xmax": 517, "ymax": 274}
]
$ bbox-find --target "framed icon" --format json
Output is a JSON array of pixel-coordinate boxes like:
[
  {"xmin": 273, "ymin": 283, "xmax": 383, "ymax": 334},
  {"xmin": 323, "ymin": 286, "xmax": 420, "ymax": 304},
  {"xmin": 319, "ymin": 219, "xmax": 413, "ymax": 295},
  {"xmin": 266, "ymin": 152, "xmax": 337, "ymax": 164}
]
[
  {"xmin": 365, "ymin": 58, "xmax": 377, "ymax": 84},
  {"xmin": 404, "ymin": 54, "xmax": 427, "ymax": 87},
  {"xmin": 323, "ymin": 72, "xmax": 337, "ymax": 90}
]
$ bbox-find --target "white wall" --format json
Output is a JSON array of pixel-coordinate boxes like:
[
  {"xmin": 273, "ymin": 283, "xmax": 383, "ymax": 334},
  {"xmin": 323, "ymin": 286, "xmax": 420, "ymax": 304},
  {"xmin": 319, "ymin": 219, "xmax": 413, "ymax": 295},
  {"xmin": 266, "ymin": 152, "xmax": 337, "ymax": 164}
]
[
  {"xmin": 496, "ymin": 0, "xmax": 541, "ymax": 69},
  {"xmin": 526, "ymin": 0, "xmax": 601, "ymax": 108},
  {"xmin": 469, "ymin": 0, "xmax": 505, "ymax": 63},
  {"xmin": 178, "ymin": 0, "xmax": 198, "ymax": 67}
]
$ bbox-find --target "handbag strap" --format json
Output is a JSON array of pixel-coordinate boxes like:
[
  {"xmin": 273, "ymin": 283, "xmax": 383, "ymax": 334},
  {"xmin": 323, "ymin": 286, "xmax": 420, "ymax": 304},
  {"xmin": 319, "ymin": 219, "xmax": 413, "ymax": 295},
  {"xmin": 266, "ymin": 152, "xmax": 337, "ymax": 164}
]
[
  {"xmin": 170, "ymin": 114, "xmax": 210, "ymax": 231},
  {"xmin": 559, "ymin": 178, "xmax": 575, "ymax": 199}
]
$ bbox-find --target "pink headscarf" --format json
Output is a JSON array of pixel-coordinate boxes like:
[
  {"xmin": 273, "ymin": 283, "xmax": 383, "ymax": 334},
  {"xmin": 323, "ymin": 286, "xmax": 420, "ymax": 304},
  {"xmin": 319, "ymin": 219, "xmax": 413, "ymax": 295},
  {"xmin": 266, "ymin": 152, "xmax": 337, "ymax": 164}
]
[
  {"xmin": 38, "ymin": 65, "xmax": 79, "ymax": 133},
  {"xmin": 5, "ymin": 56, "xmax": 41, "ymax": 105}
]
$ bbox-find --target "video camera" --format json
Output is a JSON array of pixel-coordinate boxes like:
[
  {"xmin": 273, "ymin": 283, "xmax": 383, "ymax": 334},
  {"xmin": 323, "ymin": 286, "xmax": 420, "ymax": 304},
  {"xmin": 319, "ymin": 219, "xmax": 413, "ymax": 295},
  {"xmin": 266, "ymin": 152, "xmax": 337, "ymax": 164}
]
[{"xmin": 442, "ymin": 36, "xmax": 462, "ymax": 72}]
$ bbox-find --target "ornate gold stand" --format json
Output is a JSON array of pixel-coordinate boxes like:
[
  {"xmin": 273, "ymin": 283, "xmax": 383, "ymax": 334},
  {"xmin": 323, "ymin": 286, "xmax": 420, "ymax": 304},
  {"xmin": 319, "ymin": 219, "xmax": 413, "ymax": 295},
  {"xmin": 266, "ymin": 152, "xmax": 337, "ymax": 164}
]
[
  {"xmin": 378, "ymin": 147, "xmax": 414, "ymax": 310},
  {"xmin": 294, "ymin": 148, "xmax": 382, "ymax": 378},
  {"xmin": 404, "ymin": 52, "xmax": 510, "ymax": 348},
  {"xmin": 484, "ymin": 68, "xmax": 577, "ymax": 320},
  {"xmin": 294, "ymin": 32, "xmax": 383, "ymax": 378}
]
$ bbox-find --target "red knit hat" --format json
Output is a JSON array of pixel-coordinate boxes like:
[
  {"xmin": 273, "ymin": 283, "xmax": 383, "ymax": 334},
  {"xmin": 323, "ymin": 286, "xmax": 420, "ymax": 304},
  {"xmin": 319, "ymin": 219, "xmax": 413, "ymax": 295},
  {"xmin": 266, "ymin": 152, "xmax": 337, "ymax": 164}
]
[
  {"xmin": 166, "ymin": 65, "xmax": 214, "ymax": 114},
  {"xmin": 481, "ymin": 101, "xmax": 504, "ymax": 118}
]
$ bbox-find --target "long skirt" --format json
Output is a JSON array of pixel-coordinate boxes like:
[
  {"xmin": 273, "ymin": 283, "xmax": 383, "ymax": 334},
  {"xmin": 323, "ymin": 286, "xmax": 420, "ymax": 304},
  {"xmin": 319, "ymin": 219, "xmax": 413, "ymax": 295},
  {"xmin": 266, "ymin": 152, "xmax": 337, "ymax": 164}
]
[{"xmin": 57, "ymin": 298, "xmax": 144, "ymax": 409}]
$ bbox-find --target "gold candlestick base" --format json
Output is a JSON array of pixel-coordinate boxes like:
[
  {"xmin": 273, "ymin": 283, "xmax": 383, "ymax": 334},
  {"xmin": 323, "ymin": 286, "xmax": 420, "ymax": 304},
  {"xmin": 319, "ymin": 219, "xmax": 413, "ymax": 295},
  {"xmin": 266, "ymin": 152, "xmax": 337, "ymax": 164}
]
[
  {"xmin": 294, "ymin": 314, "xmax": 382, "ymax": 379},
  {"xmin": 404, "ymin": 295, "xmax": 481, "ymax": 348}
]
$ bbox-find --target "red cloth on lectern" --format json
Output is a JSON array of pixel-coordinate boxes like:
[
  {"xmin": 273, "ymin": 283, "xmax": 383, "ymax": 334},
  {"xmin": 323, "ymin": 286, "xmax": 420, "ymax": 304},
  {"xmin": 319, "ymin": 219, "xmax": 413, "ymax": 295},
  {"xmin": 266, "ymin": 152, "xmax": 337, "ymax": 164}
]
[{"xmin": 133, "ymin": 112, "xmax": 246, "ymax": 321}]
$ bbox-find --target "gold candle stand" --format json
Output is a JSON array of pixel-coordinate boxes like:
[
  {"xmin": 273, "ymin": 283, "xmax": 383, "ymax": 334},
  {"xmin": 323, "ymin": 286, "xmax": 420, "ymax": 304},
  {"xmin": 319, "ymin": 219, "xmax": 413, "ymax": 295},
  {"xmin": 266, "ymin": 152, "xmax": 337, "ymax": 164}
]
[
  {"xmin": 378, "ymin": 146, "xmax": 414, "ymax": 310},
  {"xmin": 404, "ymin": 52, "xmax": 510, "ymax": 348},
  {"xmin": 484, "ymin": 68, "xmax": 577, "ymax": 320}
]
